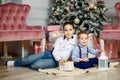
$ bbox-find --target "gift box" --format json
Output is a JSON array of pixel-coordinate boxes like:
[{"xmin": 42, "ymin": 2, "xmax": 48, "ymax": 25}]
[
  {"xmin": 45, "ymin": 25, "xmax": 64, "ymax": 50},
  {"xmin": 103, "ymin": 24, "xmax": 119, "ymax": 30},
  {"xmin": 33, "ymin": 41, "xmax": 42, "ymax": 54},
  {"xmin": 104, "ymin": 41, "xmax": 118, "ymax": 59},
  {"xmin": 87, "ymin": 33, "xmax": 99, "ymax": 49},
  {"xmin": 96, "ymin": 40, "xmax": 119, "ymax": 59},
  {"xmin": 46, "ymin": 30, "xmax": 64, "ymax": 50},
  {"xmin": 49, "ymin": 30, "xmax": 64, "ymax": 41},
  {"xmin": 45, "ymin": 25, "xmax": 61, "ymax": 31},
  {"xmin": 87, "ymin": 34, "xmax": 100, "ymax": 58},
  {"xmin": 48, "ymin": 41, "xmax": 55, "ymax": 50},
  {"xmin": 45, "ymin": 41, "xmax": 55, "ymax": 50}
]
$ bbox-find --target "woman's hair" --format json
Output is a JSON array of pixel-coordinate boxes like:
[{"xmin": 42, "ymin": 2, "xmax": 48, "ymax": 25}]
[
  {"xmin": 77, "ymin": 31, "xmax": 88, "ymax": 39},
  {"xmin": 63, "ymin": 22, "xmax": 74, "ymax": 29}
]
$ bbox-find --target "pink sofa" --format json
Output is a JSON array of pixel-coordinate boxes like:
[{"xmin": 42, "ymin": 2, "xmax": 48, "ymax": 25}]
[
  {"xmin": 100, "ymin": 2, "xmax": 120, "ymax": 40},
  {"xmin": 0, "ymin": 3, "xmax": 45, "ymax": 58},
  {"xmin": 99, "ymin": 2, "xmax": 120, "ymax": 59}
]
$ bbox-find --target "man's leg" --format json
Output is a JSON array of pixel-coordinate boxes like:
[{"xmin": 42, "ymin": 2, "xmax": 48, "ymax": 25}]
[
  {"xmin": 74, "ymin": 61, "xmax": 94, "ymax": 69},
  {"xmin": 29, "ymin": 50, "xmax": 58, "ymax": 69},
  {"xmin": 89, "ymin": 58, "xmax": 98, "ymax": 64}
]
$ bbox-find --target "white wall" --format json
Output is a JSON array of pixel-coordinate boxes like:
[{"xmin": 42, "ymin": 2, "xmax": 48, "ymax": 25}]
[
  {"xmin": 22, "ymin": 0, "xmax": 51, "ymax": 26},
  {"xmin": 105, "ymin": 0, "xmax": 120, "ymax": 24}
]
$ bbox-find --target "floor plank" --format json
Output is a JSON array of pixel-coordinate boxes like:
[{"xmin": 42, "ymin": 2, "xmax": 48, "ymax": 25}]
[{"xmin": 0, "ymin": 66, "xmax": 120, "ymax": 80}]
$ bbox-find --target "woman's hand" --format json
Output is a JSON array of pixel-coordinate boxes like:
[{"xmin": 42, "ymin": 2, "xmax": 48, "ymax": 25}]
[{"xmin": 59, "ymin": 59, "xmax": 66, "ymax": 66}]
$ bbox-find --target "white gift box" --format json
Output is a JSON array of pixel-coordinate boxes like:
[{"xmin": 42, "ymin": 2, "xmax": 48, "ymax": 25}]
[{"xmin": 59, "ymin": 61, "xmax": 74, "ymax": 71}]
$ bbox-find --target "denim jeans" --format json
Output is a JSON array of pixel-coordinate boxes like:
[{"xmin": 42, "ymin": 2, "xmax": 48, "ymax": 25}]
[{"xmin": 14, "ymin": 50, "xmax": 58, "ymax": 70}]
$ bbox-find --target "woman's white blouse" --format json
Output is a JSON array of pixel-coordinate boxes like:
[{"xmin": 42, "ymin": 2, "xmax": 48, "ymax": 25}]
[{"xmin": 52, "ymin": 35, "xmax": 77, "ymax": 61}]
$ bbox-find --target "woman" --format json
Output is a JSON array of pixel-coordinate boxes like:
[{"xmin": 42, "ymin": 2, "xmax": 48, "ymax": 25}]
[{"xmin": 7, "ymin": 22, "xmax": 77, "ymax": 70}]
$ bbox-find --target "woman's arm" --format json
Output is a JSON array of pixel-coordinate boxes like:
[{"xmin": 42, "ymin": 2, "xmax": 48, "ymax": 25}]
[{"xmin": 52, "ymin": 38, "xmax": 62, "ymax": 61}]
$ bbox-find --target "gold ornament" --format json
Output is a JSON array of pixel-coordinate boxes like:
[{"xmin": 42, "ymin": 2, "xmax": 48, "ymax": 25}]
[
  {"xmin": 89, "ymin": 3, "xmax": 94, "ymax": 9},
  {"xmin": 103, "ymin": 7, "xmax": 107, "ymax": 11},
  {"xmin": 94, "ymin": 6, "xmax": 97, "ymax": 9},
  {"xmin": 74, "ymin": 18, "xmax": 80, "ymax": 24}
]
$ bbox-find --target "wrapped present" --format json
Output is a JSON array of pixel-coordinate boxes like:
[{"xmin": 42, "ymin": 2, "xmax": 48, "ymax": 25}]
[
  {"xmin": 48, "ymin": 41, "xmax": 55, "ymax": 50},
  {"xmin": 45, "ymin": 41, "xmax": 49, "ymax": 50},
  {"xmin": 45, "ymin": 25, "xmax": 64, "ymax": 50},
  {"xmin": 103, "ymin": 24, "xmax": 119, "ymax": 30},
  {"xmin": 87, "ymin": 33, "xmax": 99, "ymax": 58},
  {"xmin": 87, "ymin": 34, "xmax": 98, "ymax": 48},
  {"xmin": 33, "ymin": 41, "xmax": 42, "ymax": 54},
  {"xmin": 45, "ymin": 25, "xmax": 61, "ymax": 31},
  {"xmin": 104, "ymin": 41, "xmax": 118, "ymax": 59},
  {"xmin": 96, "ymin": 40, "xmax": 118, "ymax": 59},
  {"xmin": 49, "ymin": 30, "xmax": 64, "ymax": 41},
  {"xmin": 45, "ymin": 41, "xmax": 55, "ymax": 50}
]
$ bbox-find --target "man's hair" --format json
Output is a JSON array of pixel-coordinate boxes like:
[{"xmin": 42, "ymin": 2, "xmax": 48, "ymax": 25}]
[
  {"xmin": 77, "ymin": 31, "xmax": 88, "ymax": 39},
  {"xmin": 63, "ymin": 22, "xmax": 74, "ymax": 29}
]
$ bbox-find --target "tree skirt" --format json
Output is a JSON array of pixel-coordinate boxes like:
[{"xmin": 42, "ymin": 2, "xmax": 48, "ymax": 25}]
[{"xmin": 38, "ymin": 67, "xmax": 116, "ymax": 76}]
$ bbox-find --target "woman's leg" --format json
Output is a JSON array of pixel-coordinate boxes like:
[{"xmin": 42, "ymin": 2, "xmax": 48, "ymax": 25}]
[
  {"xmin": 29, "ymin": 50, "xmax": 58, "ymax": 69},
  {"xmin": 14, "ymin": 50, "xmax": 52, "ymax": 67},
  {"xmin": 29, "ymin": 58, "xmax": 58, "ymax": 70}
]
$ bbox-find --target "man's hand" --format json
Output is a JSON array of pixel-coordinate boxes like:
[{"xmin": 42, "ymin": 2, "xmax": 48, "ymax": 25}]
[{"xmin": 79, "ymin": 57, "xmax": 89, "ymax": 62}]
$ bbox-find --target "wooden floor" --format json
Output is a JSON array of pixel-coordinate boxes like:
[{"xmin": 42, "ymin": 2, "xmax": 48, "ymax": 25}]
[
  {"xmin": 0, "ymin": 65, "xmax": 120, "ymax": 80},
  {"xmin": 0, "ymin": 53, "xmax": 120, "ymax": 80}
]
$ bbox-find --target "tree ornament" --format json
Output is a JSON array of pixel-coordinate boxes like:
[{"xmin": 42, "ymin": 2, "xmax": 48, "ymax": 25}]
[
  {"xmin": 94, "ymin": 6, "xmax": 97, "ymax": 9},
  {"xmin": 86, "ymin": 7, "xmax": 90, "ymax": 11},
  {"xmin": 57, "ymin": 7, "xmax": 60, "ymax": 11},
  {"xmin": 65, "ymin": 7, "xmax": 70, "ymax": 12},
  {"xmin": 89, "ymin": 3, "xmax": 95, "ymax": 9},
  {"xmin": 74, "ymin": 18, "xmax": 80, "ymax": 24},
  {"xmin": 52, "ymin": 7, "xmax": 54, "ymax": 11},
  {"xmin": 62, "ymin": 0, "xmax": 65, "ymax": 3},
  {"xmin": 103, "ymin": 7, "xmax": 107, "ymax": 11},
  {"xmin": 67, "ymin": 2, "xmax": 71, "ymax": 6},
  {"xmin": 69, "ymin": 12, "xmax": 72, "ymax": 15}
]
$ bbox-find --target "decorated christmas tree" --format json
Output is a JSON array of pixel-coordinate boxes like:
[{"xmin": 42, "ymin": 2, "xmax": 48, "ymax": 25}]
[{"xmin": 49, "ymin": 0, "xmax": 111, "ymax": 37}]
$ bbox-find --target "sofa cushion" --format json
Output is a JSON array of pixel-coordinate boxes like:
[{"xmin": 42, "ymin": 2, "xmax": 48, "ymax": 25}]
[{"xmin": 0, "ymin": 3, "xmax": 45, "ymax": 41}]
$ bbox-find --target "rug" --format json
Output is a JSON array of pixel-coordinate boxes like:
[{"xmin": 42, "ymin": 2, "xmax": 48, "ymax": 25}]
[
  {"xmin": 38, "ymin": 67, "xmax": 116, "ymax": 76},
  {"xmin": 114, "ymin": 64, "xmax": 120, "ymax": 68}
]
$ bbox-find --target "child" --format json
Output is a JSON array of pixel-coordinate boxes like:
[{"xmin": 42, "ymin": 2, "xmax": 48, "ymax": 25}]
[
  {"xmin": 7, "ymin": 22, "xmax": 77, "ymax": 70},
  {"xmin": 72, "ymin": 32, "xmax": 119, "ymax": 69}
]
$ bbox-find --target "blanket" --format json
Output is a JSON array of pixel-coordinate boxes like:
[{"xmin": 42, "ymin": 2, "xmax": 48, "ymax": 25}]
[{"xmin": 38, "ymin": 67, "xmax": 116, "ymax": 76}]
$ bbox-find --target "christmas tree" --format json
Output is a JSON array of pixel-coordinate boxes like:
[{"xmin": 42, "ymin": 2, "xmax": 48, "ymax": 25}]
[{"xmin": 49, "ymin": 0, "xmax": 111, "ymax": 37}]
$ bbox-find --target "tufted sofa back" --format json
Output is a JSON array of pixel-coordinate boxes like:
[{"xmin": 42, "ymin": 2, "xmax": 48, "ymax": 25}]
[
  {"xmin": 115, "ymin": 2, "xmax": 120, "ymax": 20},
  {"xmin": 0, "ymin": 3, "xmax": 30, "ymax": 30}
]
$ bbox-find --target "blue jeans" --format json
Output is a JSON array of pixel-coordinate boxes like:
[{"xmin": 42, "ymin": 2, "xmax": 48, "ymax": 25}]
[{"xmin": 14, "ymin": 50, "xmax": 58, "ymax": 70}]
